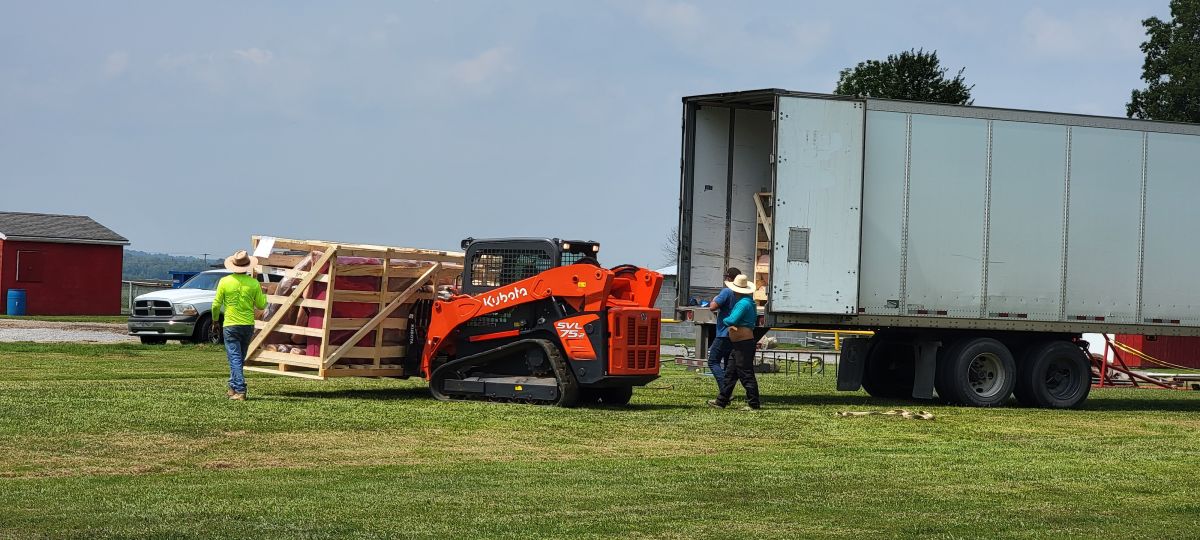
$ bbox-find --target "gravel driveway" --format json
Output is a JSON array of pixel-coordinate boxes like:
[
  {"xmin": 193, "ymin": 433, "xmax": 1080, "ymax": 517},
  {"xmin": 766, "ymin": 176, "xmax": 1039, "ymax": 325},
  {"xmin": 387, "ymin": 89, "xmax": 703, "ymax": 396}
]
[{"xmin": 0, "ymin": 318, "xmax": 138, "ymax": 343}]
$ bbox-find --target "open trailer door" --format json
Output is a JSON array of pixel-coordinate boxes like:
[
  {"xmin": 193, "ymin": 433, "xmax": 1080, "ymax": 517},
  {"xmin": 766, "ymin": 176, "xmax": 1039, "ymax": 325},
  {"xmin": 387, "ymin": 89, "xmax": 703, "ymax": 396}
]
[{"xmin": 769, "ymin": 96, "xmax": 864, "ymax": 314}]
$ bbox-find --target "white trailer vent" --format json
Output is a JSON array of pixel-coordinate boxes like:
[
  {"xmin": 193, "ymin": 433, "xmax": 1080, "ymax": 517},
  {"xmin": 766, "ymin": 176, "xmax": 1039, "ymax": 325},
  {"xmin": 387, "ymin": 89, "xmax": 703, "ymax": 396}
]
[{"xmin": 787, "ymin": 227, "xmax": 811, "ymax": 263}]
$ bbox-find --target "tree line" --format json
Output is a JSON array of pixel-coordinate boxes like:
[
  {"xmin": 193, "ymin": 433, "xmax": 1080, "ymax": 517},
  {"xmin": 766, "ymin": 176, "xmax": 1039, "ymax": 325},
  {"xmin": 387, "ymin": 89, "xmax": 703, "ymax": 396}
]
[{"xmin": 123, "ymin": 250, "xmax": 214, "ymax": 281}]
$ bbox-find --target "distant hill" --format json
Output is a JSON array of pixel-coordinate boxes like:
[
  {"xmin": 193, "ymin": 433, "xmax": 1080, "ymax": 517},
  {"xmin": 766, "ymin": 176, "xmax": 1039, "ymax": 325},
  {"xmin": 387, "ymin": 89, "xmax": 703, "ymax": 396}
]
[{"xmin": 123, "ymin": 250, "xmax": 215, "ymax": 281}]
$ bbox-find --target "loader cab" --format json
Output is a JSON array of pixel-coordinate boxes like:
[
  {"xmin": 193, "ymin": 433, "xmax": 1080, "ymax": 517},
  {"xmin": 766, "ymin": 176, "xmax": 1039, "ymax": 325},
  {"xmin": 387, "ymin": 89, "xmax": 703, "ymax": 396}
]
[{"xmin": 459, "ymin": 237, "xmax": 601, "ymax": 295}]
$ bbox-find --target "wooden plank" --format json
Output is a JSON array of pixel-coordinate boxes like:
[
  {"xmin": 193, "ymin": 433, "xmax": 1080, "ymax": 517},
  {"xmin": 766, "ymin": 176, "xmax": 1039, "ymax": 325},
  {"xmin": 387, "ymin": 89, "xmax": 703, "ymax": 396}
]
[
  {"xmin": 244, "ymin": 366, "xmax": 327, "ymax": 380},
  {"xmin": 255, "ymin": 236, "xmax": 464, "ymax": 262},
  {"xmin": 339, "ymin": 345, "xmax": 405, "ymax": 359},
  {"xmin": 374, "ymin": 257, "xmax": 388, "ymax": 368},
  {"xmin": 332, "ymin": 264, "xmax": 436, "ymax": 278},
  {"xmin": 318, "ymin": 252, "xmax": 338, "ymax": 361},
  {"xmin": 324, "ymin": 367, "xmax": 409, "ymax": 378},
  {"xmin": 247, "ymin": 350, "xmax": 322, "ymax": 368},
  {"xmin": 253, "ymin": 320, "xmax": 324, "ymax": 337},
  {"xmin": 327, "ymin": 317, "xmax": 407, "ymax": 331},
  {"xmin": 323, "ymin": 264, "xmax": 439, "ymax": 368},
  {"xmin": 279, "ymin": 268, "xmax": 329, "ymax": 283},
  {"xmin": 333, "ymin": 290, "xmax": 435, "ymax": 303},
  {"xmin": 246, "ymin": 248, "xmax": 337, "ymax": 361},
  {"xmin": 265, "ymin": 295, "xmax": 327, "ymax": 309},
  {"xmin": 753, "ymin": 193, "xmax": 773, "ymax": 242},
  {"xmin": 259, "ymin": 254, "xmax": 307, "ymax": 268}
]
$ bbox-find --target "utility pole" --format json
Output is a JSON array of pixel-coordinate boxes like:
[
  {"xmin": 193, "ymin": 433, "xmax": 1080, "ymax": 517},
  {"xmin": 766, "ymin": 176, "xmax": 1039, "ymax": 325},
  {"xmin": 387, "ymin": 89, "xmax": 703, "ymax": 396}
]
[{"xmin": 203, "ymin": 253, "xmax": 209, "ymax": 267}]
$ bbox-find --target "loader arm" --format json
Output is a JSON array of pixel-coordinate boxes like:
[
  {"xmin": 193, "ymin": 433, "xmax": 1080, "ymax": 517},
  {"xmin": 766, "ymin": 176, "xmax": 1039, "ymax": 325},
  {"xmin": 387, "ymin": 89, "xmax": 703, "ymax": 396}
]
[{"xmin": 421, "ymin": 264, "xmax": 618, "ymax": 378}]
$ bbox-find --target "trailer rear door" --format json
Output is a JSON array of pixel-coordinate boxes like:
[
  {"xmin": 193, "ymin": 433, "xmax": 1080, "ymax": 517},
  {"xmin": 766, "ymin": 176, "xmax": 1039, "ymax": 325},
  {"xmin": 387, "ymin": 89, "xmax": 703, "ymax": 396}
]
[{"xmin": 770, "ymin": 96, "xmax": 864, "ymax": 314}]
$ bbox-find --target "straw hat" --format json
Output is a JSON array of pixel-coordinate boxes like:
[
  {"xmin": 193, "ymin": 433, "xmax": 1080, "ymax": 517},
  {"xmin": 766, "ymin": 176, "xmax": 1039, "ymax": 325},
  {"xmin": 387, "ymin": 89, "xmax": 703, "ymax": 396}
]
[
  {"xmin": 223, "ymin": 250, "xmax": 259, "ymax": 273},
  {"xmin": 724, "ymin": 274, "xmax": 755, "ymax": 294}
]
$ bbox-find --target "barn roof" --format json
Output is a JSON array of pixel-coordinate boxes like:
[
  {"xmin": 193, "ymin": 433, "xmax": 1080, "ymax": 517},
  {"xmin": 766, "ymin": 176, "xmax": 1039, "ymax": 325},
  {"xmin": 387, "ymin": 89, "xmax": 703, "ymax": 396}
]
[{"xmin": 0, "ymin": 211, "xmax": 129, "ymax": 246}]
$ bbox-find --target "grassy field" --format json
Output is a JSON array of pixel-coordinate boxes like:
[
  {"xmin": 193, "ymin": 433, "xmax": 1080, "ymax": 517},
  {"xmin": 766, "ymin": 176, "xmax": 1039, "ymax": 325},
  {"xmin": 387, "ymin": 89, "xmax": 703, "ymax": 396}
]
[
  {"xmin": 1, "ymin": 343, "xmax": 1197, "ymax": 539},
  {"xmin": 0, "ymin": 314, "xmax": 129, "ymax": 324}
]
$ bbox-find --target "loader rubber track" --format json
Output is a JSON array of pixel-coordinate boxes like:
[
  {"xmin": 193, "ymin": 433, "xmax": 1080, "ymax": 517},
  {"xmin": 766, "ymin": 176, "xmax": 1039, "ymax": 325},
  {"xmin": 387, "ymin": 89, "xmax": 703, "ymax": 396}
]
[{"xmin": 429, "ymin": 338, "xmax": 581, "ymax": 407}]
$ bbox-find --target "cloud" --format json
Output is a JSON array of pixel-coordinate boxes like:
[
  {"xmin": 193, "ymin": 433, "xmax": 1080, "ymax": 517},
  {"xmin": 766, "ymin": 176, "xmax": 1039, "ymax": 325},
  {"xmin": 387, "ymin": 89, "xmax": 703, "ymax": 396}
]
[
  {"xmin": 233, "ymin": 48, "xmax": 274, "ymax": 65},
  {"xmin": 102, "ymin": 51, "xmax": 129, "ymax": 79},
  {"xmin": 1021, "ymin": 7, "xmax": 1144, "ymax": 61},
  {"xmin": 451, "ymin": 47, "xmax": 515, "ymax": 86},
  {"xmin": 634, "ymin": 1, "xmax": 830, "ymax": 69}
]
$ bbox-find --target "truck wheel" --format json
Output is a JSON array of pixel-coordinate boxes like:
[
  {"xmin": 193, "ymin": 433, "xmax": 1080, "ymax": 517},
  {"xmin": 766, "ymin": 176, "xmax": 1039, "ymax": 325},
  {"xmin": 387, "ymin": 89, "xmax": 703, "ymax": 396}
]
[
  {"xmin": 596, "ymin": 386, "xmax": 634, "ymax": 406},
  {"xmin": 1014, "ymin": 341, "xmax": 1091, "ymax": 409},
  {"xmin": 935, "ymin": 337, "xmax": 1015, "ymax": 407},
  {"xmin": 191, "ymin": 314, "xmax": 222, "ymax": 345},
  {"xmin": 140, "ymin": 336, "xmax": 166, "ymax": 345},
  {"xmin": 860, "ymin": 337, "xmax": 916, "ymax": 399}
]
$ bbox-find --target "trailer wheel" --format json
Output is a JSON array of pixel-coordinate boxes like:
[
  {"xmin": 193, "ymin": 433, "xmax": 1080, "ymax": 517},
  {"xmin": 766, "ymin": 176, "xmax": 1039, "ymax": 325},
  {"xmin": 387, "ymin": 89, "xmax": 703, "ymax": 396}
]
[
  {"xmin": 860, "ymin": 336, "xmax": 916, "ymax": 399},
  {"xmin": 1014, "ymin": 341, "xmax": 1091, "ymax": 409},
  {"xmin": 935, "ymin": 337, "xmax": 1015, "ymax": 407}
]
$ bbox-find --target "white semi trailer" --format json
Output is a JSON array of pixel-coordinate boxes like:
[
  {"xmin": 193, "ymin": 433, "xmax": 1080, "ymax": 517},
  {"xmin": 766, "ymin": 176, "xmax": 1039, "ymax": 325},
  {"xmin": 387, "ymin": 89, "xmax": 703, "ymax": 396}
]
[{"xmin": 676, "ymin": 89, "xmax": 1200, "ymax": 408}]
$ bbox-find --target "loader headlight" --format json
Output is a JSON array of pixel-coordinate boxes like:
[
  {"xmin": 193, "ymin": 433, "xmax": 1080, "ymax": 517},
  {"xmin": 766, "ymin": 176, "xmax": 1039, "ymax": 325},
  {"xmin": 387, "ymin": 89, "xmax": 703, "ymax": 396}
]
[{"xmin": 174, "ymin": 303, "xmax": 198, "ymax": 316}]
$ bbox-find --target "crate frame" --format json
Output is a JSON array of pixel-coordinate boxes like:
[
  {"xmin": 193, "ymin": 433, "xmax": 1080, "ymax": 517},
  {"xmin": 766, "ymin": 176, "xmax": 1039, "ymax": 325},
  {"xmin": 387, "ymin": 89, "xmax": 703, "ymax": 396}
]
[{"xmin": 243, "ymin": 236, "xmax": 463, "ymax": 380}]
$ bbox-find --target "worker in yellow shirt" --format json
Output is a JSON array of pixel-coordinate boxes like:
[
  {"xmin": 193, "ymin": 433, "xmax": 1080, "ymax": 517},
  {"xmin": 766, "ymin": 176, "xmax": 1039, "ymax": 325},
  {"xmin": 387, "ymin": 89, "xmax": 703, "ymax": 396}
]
[{"xmin": 210, "ymin": 250, "xmax": 267, "ymax": 401}]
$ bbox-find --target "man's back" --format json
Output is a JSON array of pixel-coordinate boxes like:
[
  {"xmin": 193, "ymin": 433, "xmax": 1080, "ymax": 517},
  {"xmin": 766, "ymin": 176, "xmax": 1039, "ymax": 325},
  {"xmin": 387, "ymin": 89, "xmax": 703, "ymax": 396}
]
[{"xmin": 213, "ymin": 274, "xmax": 266, "ymax": 326}]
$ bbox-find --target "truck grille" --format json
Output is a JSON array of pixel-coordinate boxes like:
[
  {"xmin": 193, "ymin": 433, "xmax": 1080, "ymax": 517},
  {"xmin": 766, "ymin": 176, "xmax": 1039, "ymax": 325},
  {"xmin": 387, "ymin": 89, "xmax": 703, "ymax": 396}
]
[
  {"xmin": 134, "ymin": 300, "xmax": 173, "ymax": 317},
  {"xmin": 607, "ymin": 307, "xmax": 660, "ymax": 375}
]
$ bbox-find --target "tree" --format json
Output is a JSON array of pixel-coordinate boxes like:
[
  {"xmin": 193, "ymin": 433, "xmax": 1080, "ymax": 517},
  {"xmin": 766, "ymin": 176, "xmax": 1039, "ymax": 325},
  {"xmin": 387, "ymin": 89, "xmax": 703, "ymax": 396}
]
[
  {"xmin": 1127, "ymin": 0, "xmax": 1200, "ymax": 122},
  {"xmin": 661, "ymin": 225, "xmax": 679, "ymax": 268},
  {"xmin": 834, "ymin": 48, "xmax": 973, "ymax": 105}
]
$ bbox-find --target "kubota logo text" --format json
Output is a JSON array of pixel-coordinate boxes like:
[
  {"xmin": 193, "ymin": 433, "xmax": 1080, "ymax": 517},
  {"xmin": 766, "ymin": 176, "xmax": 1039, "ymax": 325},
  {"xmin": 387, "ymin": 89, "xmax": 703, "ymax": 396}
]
[{"xmin": 481, "ymin": 286, "xmax": 528, "ymax": 308}]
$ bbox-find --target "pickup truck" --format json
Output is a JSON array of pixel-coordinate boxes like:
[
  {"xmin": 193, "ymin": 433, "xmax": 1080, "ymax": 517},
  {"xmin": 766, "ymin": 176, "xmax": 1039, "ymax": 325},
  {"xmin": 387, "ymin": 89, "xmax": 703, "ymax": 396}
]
[{"xmin": 127, "ymin": 270, "xmax": 232, "ymax": 345}]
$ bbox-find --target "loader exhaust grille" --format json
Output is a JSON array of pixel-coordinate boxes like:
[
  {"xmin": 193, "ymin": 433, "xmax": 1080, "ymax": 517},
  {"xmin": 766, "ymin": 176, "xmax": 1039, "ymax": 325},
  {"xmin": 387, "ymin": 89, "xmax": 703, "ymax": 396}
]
[{"xmin": 608, "ymin": 307, "xmax": 660, "ymax": 375}]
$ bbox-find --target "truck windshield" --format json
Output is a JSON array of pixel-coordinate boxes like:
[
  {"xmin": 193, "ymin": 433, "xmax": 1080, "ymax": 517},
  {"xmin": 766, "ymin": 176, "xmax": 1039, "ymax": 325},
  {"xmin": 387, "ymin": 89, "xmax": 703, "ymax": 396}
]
[{"xmin": 179, "ymin": 273, "xmax": 227, "ymax": 291}]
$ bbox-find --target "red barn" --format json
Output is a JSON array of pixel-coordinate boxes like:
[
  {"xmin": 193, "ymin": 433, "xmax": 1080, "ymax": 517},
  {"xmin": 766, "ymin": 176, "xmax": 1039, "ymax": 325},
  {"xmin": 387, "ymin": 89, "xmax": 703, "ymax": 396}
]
[
  {"xmin": 0, "ymin": 212, "xmax": 128, "ymax": 316},
  {"xmin": 1113, "ymin": 334, "xmax": 1200, "ymax": 370}
]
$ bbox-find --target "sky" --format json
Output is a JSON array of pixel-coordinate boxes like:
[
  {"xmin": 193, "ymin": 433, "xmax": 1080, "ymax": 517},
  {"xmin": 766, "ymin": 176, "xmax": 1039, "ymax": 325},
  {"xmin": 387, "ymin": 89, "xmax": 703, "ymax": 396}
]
[{"xmin": 0, "ymin": 0, "xmax": 1169, "ymax": 268}]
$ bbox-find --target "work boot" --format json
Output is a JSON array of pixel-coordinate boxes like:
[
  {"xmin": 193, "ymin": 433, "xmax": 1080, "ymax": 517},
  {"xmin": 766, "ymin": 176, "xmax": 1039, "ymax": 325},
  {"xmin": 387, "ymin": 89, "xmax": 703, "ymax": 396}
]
[
  {"xmin": 740, "ymin": 405, "xmax": 761, "ymax": 411},
  {"xmin": 229, "ymin": 393, "xmax": 246, "ymax": 401},
  {"xmin": 226, "ymin": 389, "xmax": 236, "ymax": 397},
  {"xmin": 706, "ymin": 399, "xmax": 726, "ymax": 409}
]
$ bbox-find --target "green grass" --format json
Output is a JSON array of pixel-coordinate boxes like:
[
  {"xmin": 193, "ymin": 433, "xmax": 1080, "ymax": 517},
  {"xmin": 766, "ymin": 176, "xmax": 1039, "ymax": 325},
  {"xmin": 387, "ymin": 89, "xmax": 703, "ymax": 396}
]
[
  {"xmin": 1, "ymin": 343, "xmax": 1198, "ymax": 539},
  {"xmin": 0, "ymin": 314, "xmax": 128, "ymax": 324}
]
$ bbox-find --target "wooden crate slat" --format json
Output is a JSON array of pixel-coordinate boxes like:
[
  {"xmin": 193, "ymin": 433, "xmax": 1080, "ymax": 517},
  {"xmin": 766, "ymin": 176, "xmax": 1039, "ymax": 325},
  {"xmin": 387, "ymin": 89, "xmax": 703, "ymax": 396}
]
[
  {"xmin": 253, "ymin": 321, "xmax": 324, "ymax": 338},
  {"xmin": 324, "ymin": 367, "xmax": 409, "ymax": 378},
  {"xmin": 333, "ymin": 290, "xmax": 435, "ymax": 303},
  {"xmin": 258, "ymin": 254, "xmax": 308, "ymax": 268},
  {"xmin": 327, "ymin": 317, "xmax": 407, "ymax": 331},
  {"xmin": 248, "ymin": 350, "xmax": 323, "ymax": 369},
  {"xmin": 339, "ymin": 345, "xmax": 405, "ymax": 359},
  {"xmin": 265, "ymin": 295, "xmax": 326, "ymax": 309},
  {"xmin": 334, "ymin": 264, "xmax": 435, "ymax": 278},
  {"xmin": 244, "ymin": 366, "xmax": 326, "ymax": 380}
]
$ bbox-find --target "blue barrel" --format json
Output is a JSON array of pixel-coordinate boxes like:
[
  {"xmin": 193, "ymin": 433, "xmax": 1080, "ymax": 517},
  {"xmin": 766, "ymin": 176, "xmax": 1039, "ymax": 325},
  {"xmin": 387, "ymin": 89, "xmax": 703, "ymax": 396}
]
[{"xmin": 6, "ymin": 289, "xmax": 26, "ymax": 316}]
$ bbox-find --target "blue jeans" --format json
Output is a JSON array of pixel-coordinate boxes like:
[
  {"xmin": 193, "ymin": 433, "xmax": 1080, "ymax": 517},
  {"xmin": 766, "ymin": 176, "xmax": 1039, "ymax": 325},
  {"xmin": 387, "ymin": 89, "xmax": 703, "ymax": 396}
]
[
  {"xmin": 707, "ymin": 336, "xmax": 733, "ymax": 390},
  {"xmin": 223, "ymin": 325, "xmax": 253, "ymax": 394}
]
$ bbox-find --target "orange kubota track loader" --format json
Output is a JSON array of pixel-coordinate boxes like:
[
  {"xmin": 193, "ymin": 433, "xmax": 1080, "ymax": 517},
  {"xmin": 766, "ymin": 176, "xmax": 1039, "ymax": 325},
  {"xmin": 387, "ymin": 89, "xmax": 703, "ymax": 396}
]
[{"xmin": 417, "ymin": 237, "xmax": 663, "ymax": 406}]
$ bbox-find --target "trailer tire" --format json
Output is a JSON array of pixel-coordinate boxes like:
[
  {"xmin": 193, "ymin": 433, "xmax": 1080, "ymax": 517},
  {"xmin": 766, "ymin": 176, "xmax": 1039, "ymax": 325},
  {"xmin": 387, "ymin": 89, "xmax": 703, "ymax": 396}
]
[
  {"xmin": 1014, "ymin": 341, "xmax": 1091, "ymax": 409},
  {"xmin": 860, "ymin": 337, "xmax": 916, "ymax": 400},
  {"xmin": 935, "ymin": 337, "xmax": 1015, "ymax": 407}
]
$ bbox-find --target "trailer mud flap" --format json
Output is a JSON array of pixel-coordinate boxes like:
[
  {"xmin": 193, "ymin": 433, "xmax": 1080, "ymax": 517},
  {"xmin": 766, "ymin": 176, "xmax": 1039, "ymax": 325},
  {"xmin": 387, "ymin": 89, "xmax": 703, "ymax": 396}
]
[
  {"xmin": 911, "ymin": 340, "xmax": 940, "ymax": 400},
  {"xmin": 837, "ymin": 337, "xmax": 871, "ymax": 391}
]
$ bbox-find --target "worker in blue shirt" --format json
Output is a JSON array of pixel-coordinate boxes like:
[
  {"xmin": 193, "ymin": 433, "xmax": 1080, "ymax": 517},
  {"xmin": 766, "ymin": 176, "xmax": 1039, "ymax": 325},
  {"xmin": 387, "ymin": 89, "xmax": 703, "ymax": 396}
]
[
  {"xmin": 706, "ymin": 267, "xmax": 742, "ymax": 390},
  {"xmin": 708, "ymin": 274, "xmax": 762, "ymax": 410}
]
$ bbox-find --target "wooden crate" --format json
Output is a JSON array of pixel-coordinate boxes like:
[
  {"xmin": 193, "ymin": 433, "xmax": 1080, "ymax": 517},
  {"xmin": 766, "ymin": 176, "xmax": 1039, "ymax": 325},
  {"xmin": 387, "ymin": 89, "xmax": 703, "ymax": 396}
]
[{"xmin": 243, "ymin": 236, "xmax": 463, "ymax": 380}]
